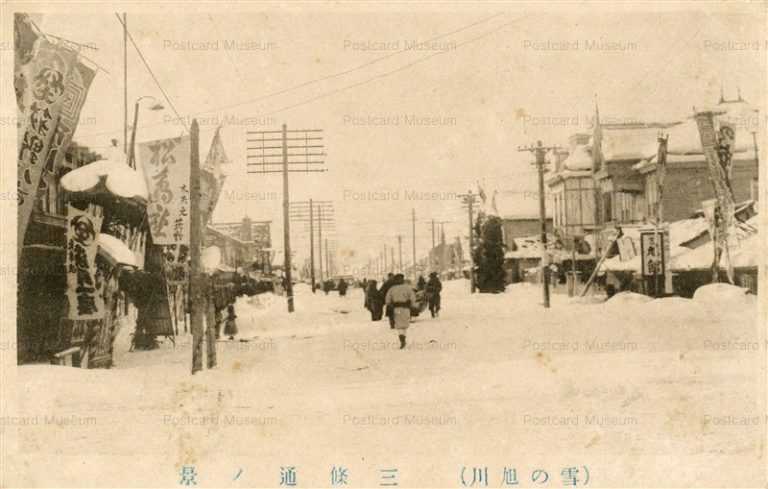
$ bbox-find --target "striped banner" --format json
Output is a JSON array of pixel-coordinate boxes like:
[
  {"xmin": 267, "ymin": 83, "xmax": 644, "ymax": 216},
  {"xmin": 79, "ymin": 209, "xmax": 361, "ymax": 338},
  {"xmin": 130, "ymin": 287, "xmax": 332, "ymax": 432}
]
[
  {"xmin": 17, "ymin": 39, "xmax": 78, "ymax": 251},
  {"xmin": 38, "ymin": 61, "xmax": 97, "ymax": 199}
]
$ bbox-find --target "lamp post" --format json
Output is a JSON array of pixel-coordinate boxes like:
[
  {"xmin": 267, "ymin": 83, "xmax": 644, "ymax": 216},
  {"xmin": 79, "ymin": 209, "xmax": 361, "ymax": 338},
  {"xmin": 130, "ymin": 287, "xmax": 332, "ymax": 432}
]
[{"xmin": 127, "ymin": 95, "xmax": 164, "ymax": 168}]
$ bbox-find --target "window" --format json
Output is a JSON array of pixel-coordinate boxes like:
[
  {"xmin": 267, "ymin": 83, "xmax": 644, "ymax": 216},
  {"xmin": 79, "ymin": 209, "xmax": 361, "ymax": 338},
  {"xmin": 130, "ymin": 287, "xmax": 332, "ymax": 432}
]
[{"xmin": 602, "ymin": 193, "xmax": 613, "ymax": 223}]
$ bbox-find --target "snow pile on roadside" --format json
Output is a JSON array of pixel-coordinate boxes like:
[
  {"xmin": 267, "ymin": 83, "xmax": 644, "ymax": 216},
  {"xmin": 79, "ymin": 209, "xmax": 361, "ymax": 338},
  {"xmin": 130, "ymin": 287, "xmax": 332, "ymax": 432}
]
[
  {"xmin": 604, "ymin": 291, "xmax": 653, "ymax": 306},
  {"xmin": 693, "ymin": 283, "xmax": 756, "ymax": 307}
]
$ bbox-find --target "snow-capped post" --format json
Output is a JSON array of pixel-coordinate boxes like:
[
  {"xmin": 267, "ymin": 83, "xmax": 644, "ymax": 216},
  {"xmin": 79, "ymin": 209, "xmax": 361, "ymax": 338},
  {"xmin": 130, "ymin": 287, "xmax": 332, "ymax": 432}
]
[{"xmin": 190, "ymin": 119, "xmax": 204, "ymax": 374}]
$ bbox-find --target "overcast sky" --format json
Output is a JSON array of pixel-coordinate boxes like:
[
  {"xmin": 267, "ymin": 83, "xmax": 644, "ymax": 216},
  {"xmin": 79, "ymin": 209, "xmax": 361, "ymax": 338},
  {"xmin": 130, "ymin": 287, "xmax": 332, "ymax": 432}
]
[{"xmin": 29, "ymin": 3, "xmax": 766, "ymax": 273}]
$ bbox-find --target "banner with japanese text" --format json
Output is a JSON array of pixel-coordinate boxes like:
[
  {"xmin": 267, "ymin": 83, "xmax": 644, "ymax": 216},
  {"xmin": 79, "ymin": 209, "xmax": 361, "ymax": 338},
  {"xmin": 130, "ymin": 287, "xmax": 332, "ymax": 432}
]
[
  {"xmin": 694, "ymin": 111, "xmax": 736, "ymax": 282},
  {"xmin": 44, "ymin": 61, "xmax": 96, "ymax": 182},
  {"xmin": 66, "ymin": 204, "xmax": 104, "ymax": 320},
  {"xmin": 139, "ymin": 135, "xmax": 191, "ymax": 245},
  {"xmin": 640, "ymin": 229, "xmax": 666, "ymax": 278},
  {"xmin": 37, "ymin": 60, "xmax": 96, "ymax": 205},
  {"xmin": 17, "ymin": 39, "xmax": 77, "ymax": 249}
]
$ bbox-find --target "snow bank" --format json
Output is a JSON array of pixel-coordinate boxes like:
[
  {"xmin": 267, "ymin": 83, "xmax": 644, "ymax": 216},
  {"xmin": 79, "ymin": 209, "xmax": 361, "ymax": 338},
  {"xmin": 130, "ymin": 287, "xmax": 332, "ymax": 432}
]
[
  {"xmin": 693, "ymin": 283, "xmax": 754, "ymax": 305},
  {"xmin": 604, "ymin": 291, "xmax": 653, "ymax": 306}
]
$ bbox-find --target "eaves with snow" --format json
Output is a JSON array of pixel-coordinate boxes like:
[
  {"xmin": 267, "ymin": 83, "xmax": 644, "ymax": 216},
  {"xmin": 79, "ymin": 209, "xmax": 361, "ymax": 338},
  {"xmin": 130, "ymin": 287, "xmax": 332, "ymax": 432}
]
[
  {"xmin": 96, "ymin": 233, "xmax": 138, "ymax": 268},
  {"xmin": 60, "ymin": 158, "xmax": 149, "ymax": 202}
]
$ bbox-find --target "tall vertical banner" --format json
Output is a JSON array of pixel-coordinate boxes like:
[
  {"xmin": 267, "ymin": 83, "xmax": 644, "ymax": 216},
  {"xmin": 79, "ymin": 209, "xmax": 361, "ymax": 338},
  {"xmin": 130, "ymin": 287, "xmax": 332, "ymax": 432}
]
[
  {"xmin": 37, "ymin": 60, "xmax": 97, "ymax": 205},
  {"xmin": 139, "ymin": 135, "xmax": 192, "ymax": 245},
  {"xmin": 694, "ymin": 111, "xmax": 736, "ymax": 282},
  {"xmin": 200, "ymin": 127, "xmax": 230, "ymax": 226},
  {"xmin": 17, "ymin": 39, "xmax": 78, "ymax": 250},
  {"xmin": 66, "ymin": 204, "xmax": 104, "ymax": 320},
  {"xmin": 44, "ymin": 61, "xmax": 97, "ymax": 181},
  {"xmin": 14, "ymin": 13, "xmax": 39, "ymax": 117}
]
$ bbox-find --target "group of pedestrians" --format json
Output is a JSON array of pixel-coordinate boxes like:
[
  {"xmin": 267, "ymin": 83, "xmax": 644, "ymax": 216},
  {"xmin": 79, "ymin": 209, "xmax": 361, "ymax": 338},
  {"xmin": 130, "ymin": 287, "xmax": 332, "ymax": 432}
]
[
  {"xmin": 315, "ymin": 278, "xmax": 349, "ymax": 296},
  {"xmin": 362, "ymin": 272, "xmax": 443, "ymax": 349}
]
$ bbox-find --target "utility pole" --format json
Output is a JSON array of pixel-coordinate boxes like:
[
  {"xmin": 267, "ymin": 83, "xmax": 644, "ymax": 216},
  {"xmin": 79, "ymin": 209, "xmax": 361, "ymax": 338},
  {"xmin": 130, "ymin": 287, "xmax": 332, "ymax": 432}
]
[
  {"xmin": 289, "ymin": 200, "xmax": 333, "ymax": 293},
  {"xmin": 189, "ymin": 119, "xmax": 212, "ymax": 374},
  {"xmin": 411, "ymin": 208, "xmax": 416, "ymax": 279},
  {"xmin": 281, "ymin": 124, "xmax": 294, "ymax": 312},
  {"xmin": 460, "ymin": 190, "xmax": 478, "ymax": 293},
  {"xmin": 309, "ymin": 199, "xmax": 314, "ymax": 291},
  {"xmin": 247, "ymin": 126, "xmax": 326, "ymax": 312},
  {"xmin": 398, "ymin": 235, "xmax": 403, "ymax": 271},
  {"xmin": 318, "ymin": 207, "xmax": 323, "ymax": 283},
  {"xmin": 390, "ymin": 246, "xmax": 395, "ymax": 272},
  {"xmin": 383, "ymin": 245, "xmax": 388, "ymax": 272},
  {"xmin": 123, "ymin": 13, "xmax": 127, "ymax": 155},
  {"xmin": 518, "ymin": 140, "xmax": 560, "ymax": 308},
  {"xmin": 431, "ymin": 220, "xmax": 436, "ymax": 249},
  {"xmin": 325, "ymin": 238, "xmax": 330, "ymax": 278}
]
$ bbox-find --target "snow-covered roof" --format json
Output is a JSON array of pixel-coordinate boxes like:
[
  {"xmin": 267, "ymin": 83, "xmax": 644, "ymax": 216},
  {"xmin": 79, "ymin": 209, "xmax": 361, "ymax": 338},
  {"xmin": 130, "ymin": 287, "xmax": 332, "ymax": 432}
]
[
  {"xmin": 635, "ymin": 100, "xmax": 759, "ymax": 168},
  {"xmin": 601, "ymin": 214, "xmax": 758, "ymax": 273},
  {"xmin": 60, "ymin": 158, "xmax": 149, "ymax": 201},
  {"xmin": 671, "ymin": 215, "xmax": 759, "ymax": 271},
  {"xmin": 97, "ymin": 233, "xmax": 137, "ymax": 267},
  {"xmin": 600, "ymin": 124, "xmax": 670, "ymax": 162},
  {"xmin": 504, "ymin": 233, "xmax": 558, "ymax": 259},
  {"xmin": 561, "ymin": 144, "xmax": 593, "ymax": 171}
]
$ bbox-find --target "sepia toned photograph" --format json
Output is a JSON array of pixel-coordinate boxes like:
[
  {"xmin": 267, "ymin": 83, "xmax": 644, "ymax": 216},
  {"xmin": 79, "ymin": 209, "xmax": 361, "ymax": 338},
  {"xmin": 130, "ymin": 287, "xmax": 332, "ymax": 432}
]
[{"xmin": 1, "ymin": 2, "xmax": 766, "ymax": 487}]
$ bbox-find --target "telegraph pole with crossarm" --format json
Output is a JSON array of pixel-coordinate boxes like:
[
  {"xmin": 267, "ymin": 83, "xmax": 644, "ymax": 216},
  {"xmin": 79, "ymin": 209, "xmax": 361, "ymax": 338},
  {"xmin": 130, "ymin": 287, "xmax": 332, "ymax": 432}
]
[
  {"xmin": 289, "ymin": 199, "xmax": 334, "ymax": 293},
  {"xmin": 247, "ymin": 125, "xmax": 327, "ymax": 312},
  {"xmin": 517, "ymin": 140, "xmax": 560, "ymax": 309}
]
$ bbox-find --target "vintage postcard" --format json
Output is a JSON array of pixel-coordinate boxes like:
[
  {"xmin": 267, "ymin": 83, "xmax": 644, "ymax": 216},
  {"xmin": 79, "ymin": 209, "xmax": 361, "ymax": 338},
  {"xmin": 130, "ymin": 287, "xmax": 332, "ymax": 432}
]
[{"xmin": 1, "ymin": 1, "xmax": 766, "ymax": 487}]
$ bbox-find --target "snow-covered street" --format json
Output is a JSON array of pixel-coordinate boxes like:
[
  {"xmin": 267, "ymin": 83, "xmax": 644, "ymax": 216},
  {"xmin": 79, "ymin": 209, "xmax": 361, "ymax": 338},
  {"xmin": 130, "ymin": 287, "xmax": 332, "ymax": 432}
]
[{"xmin": 6, "ymin": 281, "xmax": 764, "ymax": 487}]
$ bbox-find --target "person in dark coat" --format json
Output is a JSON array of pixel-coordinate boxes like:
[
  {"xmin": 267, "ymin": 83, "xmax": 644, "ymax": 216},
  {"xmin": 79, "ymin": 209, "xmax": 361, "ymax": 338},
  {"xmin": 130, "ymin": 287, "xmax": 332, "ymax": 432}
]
[
  {"xmin": 425, "ymin": 272, "xmax": 443, "ymax": 318},
  {"xmin": 365, "ymin": 279, "xmax": 383, "ymax": 321},
  {"xmin": 338, "ymin": 278, "xmax": 348, "ymax": 296},
  {"xmin": 323, "ymin": 279, "xmax": 333, "ymax": 295},
  {"xmin": 379, "ymin": 273, "xmax": 396, "ymax": 328},
  {"xmin": 224, "ymin": 304, "xmax": 238, "ymax": 340}
]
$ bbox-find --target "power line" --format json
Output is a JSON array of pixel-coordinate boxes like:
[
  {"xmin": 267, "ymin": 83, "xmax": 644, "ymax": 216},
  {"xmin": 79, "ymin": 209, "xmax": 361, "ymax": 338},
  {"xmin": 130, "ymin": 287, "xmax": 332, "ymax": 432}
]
[
  {"xmin": 114, "ymin": 13, "xmax": 188, "ymax": 132},
  {"xmin": 82, "ymin": 13, "xmax": 520, "ymax": 139}
]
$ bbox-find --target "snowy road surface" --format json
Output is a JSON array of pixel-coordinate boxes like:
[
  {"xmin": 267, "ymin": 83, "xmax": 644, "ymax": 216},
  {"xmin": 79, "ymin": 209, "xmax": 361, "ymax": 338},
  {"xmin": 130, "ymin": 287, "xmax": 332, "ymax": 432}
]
[{"xmin": 6, "ymin": 281, "xmax": 764, "ymax": 487}]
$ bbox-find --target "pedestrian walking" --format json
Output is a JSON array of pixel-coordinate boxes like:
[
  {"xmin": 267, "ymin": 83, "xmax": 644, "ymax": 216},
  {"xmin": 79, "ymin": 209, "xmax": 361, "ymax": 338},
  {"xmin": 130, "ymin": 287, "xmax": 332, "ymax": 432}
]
[
  {"xmin": 384, "ymin": 273, "xmax": 416, "ymax": 349},
  {"xmin": 425, "ymin": 272, "xmax": 442, "ymax": 318},
  {"xmin": 365, "ymin": 279, "xmax": 383, "ymax": 321},
  {"xmin": 338, "ymin": 278, "xmax": 348, "ymax": 296},
  {"xmin": 224, "ymin": 303, "xmax": 238, "ymax": 340}
]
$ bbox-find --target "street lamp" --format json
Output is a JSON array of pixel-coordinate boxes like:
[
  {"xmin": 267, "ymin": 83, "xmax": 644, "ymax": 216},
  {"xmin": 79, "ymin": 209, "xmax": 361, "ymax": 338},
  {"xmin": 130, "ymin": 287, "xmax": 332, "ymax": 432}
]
[{"xmin": 127, "ymin": 95, "xmax": 164, "ymax": 168}]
